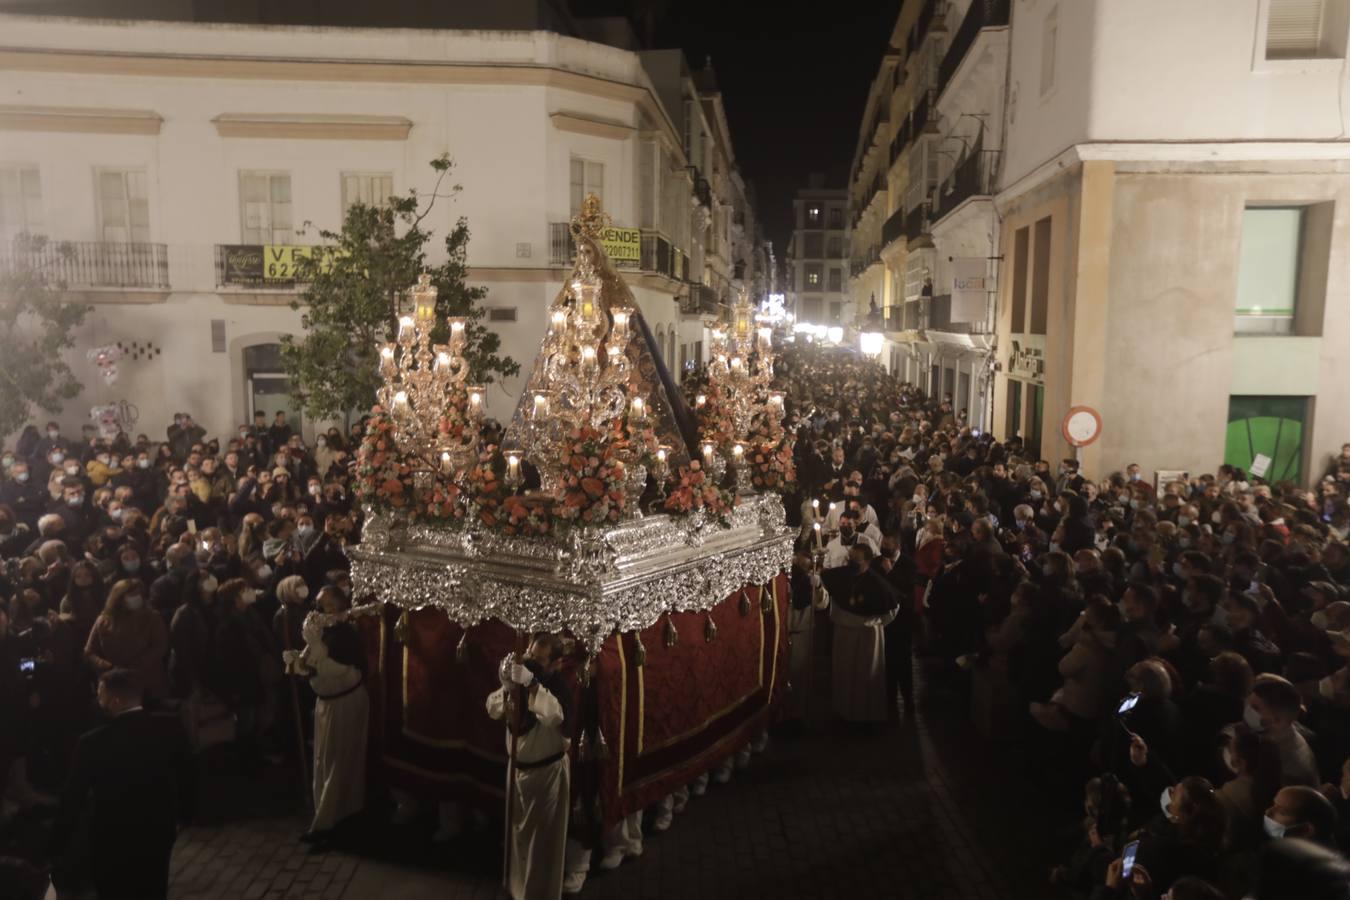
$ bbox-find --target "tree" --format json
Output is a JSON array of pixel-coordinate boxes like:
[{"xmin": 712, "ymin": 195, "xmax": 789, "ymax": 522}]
[
  {"xmin": 0, "ymin": 234, "xmax": 89, "ymax": 442},
  {"xmin": 281, "ymin": 156, "xmax": 519, "ymax": 422}
]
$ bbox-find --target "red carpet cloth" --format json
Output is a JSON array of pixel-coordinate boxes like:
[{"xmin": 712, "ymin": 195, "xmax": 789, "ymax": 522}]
[{"xmin": 360, "ymin": 574, "xmax": 790, "ymax": 826}]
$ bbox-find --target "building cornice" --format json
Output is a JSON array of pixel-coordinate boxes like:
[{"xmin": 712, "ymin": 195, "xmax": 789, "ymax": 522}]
[
  {"xmin": 549, "ymin": 110, "xmax": 634, "ymax": 141},
  {"xmin": 212, "ymin": 112, "xmax": 412, "ymax": 140},
  {"xmin": 0, "ymin": 103, "xmax": 161, "ymax": 134}
]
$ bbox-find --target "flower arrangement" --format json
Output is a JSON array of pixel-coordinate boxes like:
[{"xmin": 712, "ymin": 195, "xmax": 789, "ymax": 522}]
[
  {"xmin": 663, "ymin": 460, "xmax": 735, "ymax": 523},
  {"xmin": 356, "ymin": 409, "xmax": 417, "ymax": 510},
  {"xmin": 556, "ymin": 424, "xmax": 630, "ymax": 527},
  {"xmin": 748, "ymin": 437, "xmax": 796, "ymax": 495}
]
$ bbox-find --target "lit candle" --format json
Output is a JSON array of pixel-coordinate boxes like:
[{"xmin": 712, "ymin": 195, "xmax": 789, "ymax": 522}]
[
  {"xmin": 811, "ymin": 498, "xmax": 819, "ymax": 522},
  {"xmin": 612, "ymin": 309, "xmax": 629, "ymax": 338},
  {"xmin": 655, "ymin": 445, "xmax": 669, "ymax": 475},
  {"xmin": 695, "ymin": 393, "xmax": 707, "ymax": 408},
  {"xmin": 448, "ymin": 318, "xmax": 467, "ymax": 347},
  {"xmin": 392, "ymin": 390, "xmax": 409, "ymax": 413},
  {"xmin": 732, "ymin": 442, "xmax": 745, "ymax": 464},
  {"xmin": 467, "ymin": 386, "xmax": 484, "ymax": 417},
  {"xmin": 580, "ymin": 345, "xmax": 598, "ymax": 373},
  {"xmin": 701, "ymin": 442, "xmax": 715, "ymax": 466},
  {"xmin": 397, "ymin": 315, "xmax": 414, "ymax": 340},
  {"xmin": 813, "ymin": 521, "xmax": 822, "ymax": 550},
  {"xmin": 506, "ymin": 453, "xmax": 521, "ymax": 483},
  {"xmin": 758, "ymin": 326, "xmax": 773, "ymax": 347},
  {"xmin": 440, "ymin": 451, "xmax": 452, "ymax": 472},
  {"xmin": 631, "ymin": 396, "xmax": 647, "ymax": 421},
  {"xmin": 379, "ymin": 344, "xmax": 396, "ymax": 375},
  {"xmin": 532, "ymin": 393, "xmax": 549, "ymax": 419},
  {"xmin": 415, "ymin": 290, "xmax": 436, "ymax": 323},
  {"xmin": 730, "ymin": 357, "xmax": 744, "ymax": 373},
  {"xmin": 550, "ymin": 309, "xmax": 567, "ymax": 330},
  {"xmin": 435, "ymin": 351, "xmax": 451, "ymax": 371}
]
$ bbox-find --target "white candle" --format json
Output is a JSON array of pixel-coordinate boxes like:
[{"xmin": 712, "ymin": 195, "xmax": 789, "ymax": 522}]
[
  {"xmin": 811, "ymin": 498, "xmax": 819, "ymax": 522},
  {"xmin": 581, "ymin": 345, "xmax": 597, "ymax": 371},
  {"xmin": 701, "ymin": 442, "xmax": 714, "ymax": 466},
  {"xmin": 813, "ymin": 522, "xmax": 822, "ymax": 549},
  {"xmin": 631, "ymin": 397, "xmax": 646, "ymax": 421},
  {"xmin": 732, "ymin": 442, "xmax": 745, "ymax": 463},
  {"xmin": 533, "ymin": 393, "xmax": 549, "ymax": 419},
  {"xmin": 392, "ymin": 390, "xmax": 409, "ymax": 412},
  {"xmin": 435, "ymin": 351, "xmax": 451, "ymax": 371},
  {"xmin": 695, "ymin": 394, "xmax": 706, "ymax": 408},
  {"xmin": 506, "ymin": 453, "xmax": 520, "ymax": 482},
  {"xmin": 467, "ymin": 387, "xmax": 484, "ymax": 416},
  {"xmin": 397, "ymin": 315, "xmax": 414, "ymax": 339},
  {"xmin": 550, "ymin": 309, "xmax": 567, "ymax": 329}
]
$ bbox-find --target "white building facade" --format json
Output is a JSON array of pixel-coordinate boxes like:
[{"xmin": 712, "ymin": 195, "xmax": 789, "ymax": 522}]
[{"xmin": 0, "ymin": 15, "xmax": 748, "ymax": 441}]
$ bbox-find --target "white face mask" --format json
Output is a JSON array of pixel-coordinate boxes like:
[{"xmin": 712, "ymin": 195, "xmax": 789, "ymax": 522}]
[
  {"xmin": 1243, "ymin": 702, "xmax": 1265, "ymax": 732},
  {"xmin": 138, "ymin": 459, "xmax": 150, "ymax": 469},
  {"xmin": 64, "ymin": 463, "xmax": 79, "ymax": 475},
  {"xmin": 1177, "ymin": 515, "xmax": 1192, "ymax": 528},
  {"xmin": 201, "ymin": 575, "xmax": 219, "ymax": 594},
  {"xmin": 241, "ymin": 589, "xmax": 257, "ymax": 606},
  {"xmin": 1312, "ymin": 611, "xmax": 1330, "ymax": 632},
  {"xmin": 257, "ymin": 563, "xmax": 273, "ymax": 581},
  {"xmin": 1263, "ymin": 815, "xmax": 1287, "ymax": 839},
  {"xmin": 125, "ymin": 594, "xmax": 145, "ymax": 611},
  {"xmin": 1160, "ymin": 787, "xmax": 1177, "ymax": 822}
]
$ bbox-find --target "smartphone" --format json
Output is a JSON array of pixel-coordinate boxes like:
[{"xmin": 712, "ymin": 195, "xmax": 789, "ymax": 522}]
[
  {"xmin": 1121, "ymin": 840, "xmax": 1140, "ymax": 878},
  {"xmin": 1117, "ymin": 692, "xmax": 1141, "ymax": 716},
  {"xmin": 19, "ymin": 658, "xmax": 36, "ymax": 674}
]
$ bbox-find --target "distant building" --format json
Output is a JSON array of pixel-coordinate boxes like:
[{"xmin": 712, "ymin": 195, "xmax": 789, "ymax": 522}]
[{"xmin": 788, "ymin": 175, "xmax": 850, "ymax": 328}]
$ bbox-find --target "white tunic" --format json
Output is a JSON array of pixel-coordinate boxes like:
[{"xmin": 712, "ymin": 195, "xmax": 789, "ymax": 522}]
[{"xmin": 301, "ymin": 615, "xmax": 369, "ymax": 833}]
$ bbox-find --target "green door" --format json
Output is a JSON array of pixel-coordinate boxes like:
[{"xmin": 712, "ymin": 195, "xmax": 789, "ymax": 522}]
[{"xmin": 1224, "ymin": 396, "xmax": 1307, "ymax": 484}]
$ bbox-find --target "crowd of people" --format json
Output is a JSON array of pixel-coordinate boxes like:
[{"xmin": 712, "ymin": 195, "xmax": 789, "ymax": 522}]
[
  {"xmin": 0, "ymin": 409, "xmax": 367, "ymax": 898},
  {"xmin": 4, "ymin": 342, "xmax": 1350, "ymax": 899},
  {"xmin": 766, "ymin": 344, "xmax": 1350, "ymax": 900}
]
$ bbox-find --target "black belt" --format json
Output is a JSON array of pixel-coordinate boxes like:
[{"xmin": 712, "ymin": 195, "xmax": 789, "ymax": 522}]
[
  {"xmin": 515, "ymin": 751, "xmax": 564, "ymax": 771},
  {"xmin": 313, "ymin": 676, "xmax": 364, "ymax": 701}
]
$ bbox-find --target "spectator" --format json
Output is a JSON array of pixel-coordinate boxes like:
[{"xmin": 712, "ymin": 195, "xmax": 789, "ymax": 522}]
[{"xmin": 84, "ymin": 578, "xmax": 169, "ymax": 702}]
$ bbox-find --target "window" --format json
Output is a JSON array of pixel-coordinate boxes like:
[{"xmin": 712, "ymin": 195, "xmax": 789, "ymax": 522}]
[
  {"xmin": 239, "ymin": 172, "xmax": 292, "ymax": 244},
  {"xmin": 1040, "ymin": 6, "xmax": 1058, "ymax": 97},
  {"xmin": 487, "ymin": 308, "xmax": 518, "ymax": 322},
  {"xmin": 804, "ymin": 233, "xmax": 824, "ymax": 258},
  {"xmin": 1235, "ymin": 207, "xmax": 1303, "ymax": 334},
  {"xmin": 340, "ymin": 172, "xmax": 393, "ymax": 214},
  {"xmin": 827, "ymin": 236, "xmax": 843, "ymax": 258},
  {"xmin": 828, "ymin": 268, "xmax": 843, "ymax": 292},
  {"xmin": 829, "ymin": 301, "xmax": 842, "ymax": 323},
  {"xmin": 570, "ymin": 157, "xmax": 604, "ymax": 216},
  {"xmin": 806, "ymin": 204, "xmax": 822, "ymax": 225},
  {"xmin": 829, "ymin": 207, "xmax": 843, "ymax": 229},
  {"xmin": 805, "ymin": 263, "xmax": 823, "ymax": 287},
  {"xmin": 1030, "ymin": 216, "xmax": 1051, "ymax": 335},
  {"xmin": 0, "ymin": 165, "xmax": 42, "ymax": 239},
  {"xmin": 1265, "ymin": 0, "xmax": 1348, "ymax": 59},
  {"xmin": 97, "ymin": 169, "xmax": 150, "ymax": 243},
  {"xmin": 1010, "ymin": 226, "xmax": 1029, "ymax": 331}
]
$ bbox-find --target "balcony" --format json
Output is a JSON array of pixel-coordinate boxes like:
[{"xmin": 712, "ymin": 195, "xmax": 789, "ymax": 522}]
[
  {"xmin": 902, "ymin": 204, "xmax": 930, "ymax": 244},
  {"xmin": 548, "ymin": 223, "xmax": 687, "ymax": 281},
  {"xmin": 215, "ymin": 244, "xmax": 338, "ymax": 288},
  {"xmin": 693, "ymin": 176, "xmax": 713, "ymax": 209},
  {"xmin": 931, "ymin": 149, "xmax": 1001, "ymax": 225},
  {"xmin": 1, "ymin": 238, "xmax": 170, "ymax": 289},
  {"xmin": 937, "ymin": 0, "xmax": 1011, "ymax": 99},
  {"xmin": 882, "ymin": 206, "xmax": 907, "ymax": 248},
  {"xmin": 849, "ymin": 246, "xmax": 881, "ymax": 279},
  {"xmin": 680, "ymin": 283, "xmax": 720, "ymax": 317},
  {"xmin": 929, "ymin": 293, "xmax": 993, "ymax": 334}
]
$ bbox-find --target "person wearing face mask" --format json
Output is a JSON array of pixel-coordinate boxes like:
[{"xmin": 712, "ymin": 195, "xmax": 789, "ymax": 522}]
[
  {"xmin": 819, "ymin": 543, "xmax": 899, "ymax": 725},
  {"xmin": 47, "ymin": 668, "xmax": 196, "ymax": 900},
  {"xmin": 31, "ymin": 421, "xmax": 71, "ymax": 467},
  {"xmin": 48, "ymin": 477, "xmax": 92, "ymax": 552},
  {"xmin": 59, "ymin": 560, "xmax": 107, "ymax": 645},
  {"xmin": 0, "ymin": 462, "xmax": 45, "ymax": 531},
  {"xmin": 272, "ymin": 575, "xmax": 315, "ymax": 768},
  {"xmin": 149, "ymin": 542, "xmax": 196, "ymax": 625},
  {"xmin": 215, "ymin": 578, "xmax": 281, "ymax": 774},
  {"xmin": 1262, "ymin": 785, "xmax": 1339, "ymax": 847},
  {"xmin": 168, "ymin": 569, "xmax": 221, "ymax": 702},
  {"xmin": 1246, "ymin": 673, "xmax": 1320, "ymax": 788},
  {"xmin": 1138, "ymin": 776, "xmax": 1227, "ymax": 892},
  {"xmin": 84, "ymin": 579, "xmax": 169, "ymax": 702},
  {"xmin": 822, "ymin": 510, "xmax": 880, "ymax": 569}
]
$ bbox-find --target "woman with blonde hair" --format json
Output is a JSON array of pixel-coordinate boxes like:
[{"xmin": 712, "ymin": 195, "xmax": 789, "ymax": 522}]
[{"xmin": 84, "ymin": 578, "xmax": 169, "ymax": 700}]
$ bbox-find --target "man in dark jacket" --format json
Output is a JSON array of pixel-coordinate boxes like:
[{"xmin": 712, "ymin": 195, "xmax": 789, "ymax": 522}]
[
  {"xmin": 0, "ymin": 462, "xmax": 47, "ymax": 531},
  {"xmin": 50, "ymin": 668, "xmax": 195, "ymax": 900}
]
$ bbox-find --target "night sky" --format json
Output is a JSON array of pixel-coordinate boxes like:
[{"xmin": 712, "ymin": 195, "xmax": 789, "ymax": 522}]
[{"xmin": 655, "ymin": 0, "xmax": 901, "ymax": 254}]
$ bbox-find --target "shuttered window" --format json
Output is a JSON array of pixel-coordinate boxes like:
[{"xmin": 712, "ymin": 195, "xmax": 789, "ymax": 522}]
[
  {"xmin": 1267, "ymin": 0, "xmax": 1326, "ymax": 57},
  {"xmin": 340, "ymin": 172, "xmax": 393, "ymax": 214}
]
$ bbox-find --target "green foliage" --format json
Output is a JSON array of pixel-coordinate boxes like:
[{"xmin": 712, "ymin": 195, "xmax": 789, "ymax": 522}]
[
  {"xmin": 0, "ymin": 235, "xmax": 89, "ymax": 442},
  {"xmin": 281, "ymin": 155, "xmax": 519, "ymax": 421}
]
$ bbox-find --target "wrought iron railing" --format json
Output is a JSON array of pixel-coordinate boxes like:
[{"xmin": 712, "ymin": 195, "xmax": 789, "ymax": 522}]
[
  {"xmin": 931, "ymin": 149, "xmax": 1001, "ymax": 224},
  {"xmin": 882, "ymin": 206, "xmax": 907, "ymax": 247},
  {"xmin": 1, "ymin": 239, "xmax": 169, "ymax": 289},
  {"xmin": 938, "ymin": 0, "xmax": 1012, "ymax": 98}
]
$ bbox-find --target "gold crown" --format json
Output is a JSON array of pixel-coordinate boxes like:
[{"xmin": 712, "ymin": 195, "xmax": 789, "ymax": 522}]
[{"xmin": 569, "ymin": 193, "xmax": 612, "ymax": 241}]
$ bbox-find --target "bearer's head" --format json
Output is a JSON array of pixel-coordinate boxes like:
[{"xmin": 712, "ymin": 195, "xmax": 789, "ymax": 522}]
[
  {"xmin": 97, "ymin": 668, "xmax": 144, "ymax": 716},
  {"xmin": 526, "ymin": 632, "xmax": 565, "ymax": 671}
]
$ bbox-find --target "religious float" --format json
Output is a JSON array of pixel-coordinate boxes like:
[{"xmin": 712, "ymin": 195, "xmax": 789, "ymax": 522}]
[{"xmin": 346, "ymin": 195, "xmax": 797, "ymax": 829}]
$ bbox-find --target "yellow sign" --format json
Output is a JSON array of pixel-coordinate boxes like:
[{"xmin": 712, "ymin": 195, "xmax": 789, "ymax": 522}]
[
  {"xmin": 261, "ymin": 245, "xmax": 339, "ymax": 282},
  {"xmin": 599, "ymin": 226, "xmax": 641, "ymax": 268}
]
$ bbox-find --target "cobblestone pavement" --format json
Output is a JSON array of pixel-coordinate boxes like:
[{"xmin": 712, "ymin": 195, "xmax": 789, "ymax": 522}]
[{"xmin": 167, "ymin": 664, "xmax": 1063, "ymax": 900}]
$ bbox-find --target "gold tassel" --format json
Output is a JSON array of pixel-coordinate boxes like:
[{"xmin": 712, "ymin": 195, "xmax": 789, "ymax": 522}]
[
  {"xmin": 663, "ymin": 616, "xmax": 679, "ymax": 648},
  {"xmin": 577, "ymin": 730, "xmax": 592, "ymax": 762},
  {"xmin": 760, "ymin": 584, "xmax": 773, "ymax": 614},
  {"xmin": 739, "ymin": 591, "xmax": 751, "ymax": 617},
  {"xmin": 704, "ymin": 614, "xmax": 718, "ymax": 643},
  {"xmin": 455, "ymin": 631, "xmax": 469, "ymax": 664},
  {"xmin": 393, "ymin": 610, "xmax": 410, "ymax": 644},
  {"xmin": 633, "ymin": 633, "xmax": 647, "ymax": 667}
]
